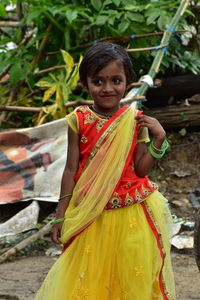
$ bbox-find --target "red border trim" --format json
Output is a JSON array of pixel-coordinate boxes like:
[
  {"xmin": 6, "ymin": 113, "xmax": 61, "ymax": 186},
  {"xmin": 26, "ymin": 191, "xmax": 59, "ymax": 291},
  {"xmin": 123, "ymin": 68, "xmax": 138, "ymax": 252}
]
[{"xmin": 141, "ymin": 202, "xmax": 170, "ymax": 300}]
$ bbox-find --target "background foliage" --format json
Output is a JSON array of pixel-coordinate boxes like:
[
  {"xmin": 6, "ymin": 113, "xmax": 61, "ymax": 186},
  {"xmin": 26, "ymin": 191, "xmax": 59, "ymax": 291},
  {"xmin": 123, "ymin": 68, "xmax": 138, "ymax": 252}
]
[{"xmin": 0, "ymin": 0, "xmax": 199, "ymax": 128}]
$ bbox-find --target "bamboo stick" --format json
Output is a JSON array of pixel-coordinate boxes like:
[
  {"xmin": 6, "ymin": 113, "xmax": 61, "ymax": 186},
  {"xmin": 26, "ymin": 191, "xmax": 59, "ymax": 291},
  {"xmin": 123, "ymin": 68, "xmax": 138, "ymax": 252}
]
[
  {"xmin": 126, "ymin": 44, "xmax": 168, "ymax": 52},
  {"xmin": 1, "ymin": 104, "xmax": 199, "ymax": 128},
  {"xmin": 0, "ymin": 21, "xmax": 22, "ymax": 27},
  {"xmin": 70, "ymin": 30, "xmax": 187, "ymax": 50},
  {"xmin": 34, "ymin": 65, "xmax": 66, "ymax": 76},
  {"xmin": 0, "ymin": 106, "xmax": 41, "ymax": 113},
  {"xmin": 0, "ymin": 95, "xmax": 145, "ymax": 113},
  {"xmin": 133, "ymin": 0, "xmax": 190, "ymax": 100},
  {"xmin": 0, "ymin": 223, "xmax": 51, "ymax": 264}
]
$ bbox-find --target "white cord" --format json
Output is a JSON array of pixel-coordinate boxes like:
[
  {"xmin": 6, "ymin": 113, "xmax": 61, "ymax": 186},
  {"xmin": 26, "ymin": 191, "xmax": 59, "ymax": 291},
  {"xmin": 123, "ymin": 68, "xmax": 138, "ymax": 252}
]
[{"xmin": 140, "ymin": 75, "xmax": 154, "ymax": 87}]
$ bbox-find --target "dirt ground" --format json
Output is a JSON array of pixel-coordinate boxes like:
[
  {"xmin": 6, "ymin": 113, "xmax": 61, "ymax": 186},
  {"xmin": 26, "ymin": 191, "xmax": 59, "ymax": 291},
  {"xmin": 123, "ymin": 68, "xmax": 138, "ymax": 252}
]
[
  {"xmin": 0, "ymin": 250, "xmax": 199, "ymax": 300},
  {"xmin": 0, "ymin": 131, "xmax": 200, "ymax": 300}
]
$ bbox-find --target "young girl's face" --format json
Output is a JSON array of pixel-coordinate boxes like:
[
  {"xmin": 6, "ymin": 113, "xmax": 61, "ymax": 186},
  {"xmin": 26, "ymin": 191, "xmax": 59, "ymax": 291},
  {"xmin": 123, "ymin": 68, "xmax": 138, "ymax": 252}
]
[{"xmin": 86, "ymin": 60, "xmax": 127, "ymax": 112}]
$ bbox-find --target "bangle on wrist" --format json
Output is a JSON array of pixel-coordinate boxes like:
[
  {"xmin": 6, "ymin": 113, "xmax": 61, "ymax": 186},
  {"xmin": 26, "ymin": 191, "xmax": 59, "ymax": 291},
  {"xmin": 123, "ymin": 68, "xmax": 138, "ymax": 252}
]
[
  {"xmin": 148, "ymin": 138, "xmax": 169, "ymax": 159},
  {"xmin": 50, "ymin": 217, "xmax": 65, "ymax": 225},
  {"xmin": 152, "ymin": 138, "xmax": 169, "ymax": 153},
  {"xmin": 59, "ymin": 193, "xmax": 72, "ymax": 201}
]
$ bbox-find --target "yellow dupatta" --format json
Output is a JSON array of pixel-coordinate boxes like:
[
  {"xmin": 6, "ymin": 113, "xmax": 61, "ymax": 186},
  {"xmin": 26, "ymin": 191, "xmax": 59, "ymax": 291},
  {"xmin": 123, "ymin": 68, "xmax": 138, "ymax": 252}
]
[{"xmin": 60, "ymin": 104, "xmax": 137, "ymax": 245}]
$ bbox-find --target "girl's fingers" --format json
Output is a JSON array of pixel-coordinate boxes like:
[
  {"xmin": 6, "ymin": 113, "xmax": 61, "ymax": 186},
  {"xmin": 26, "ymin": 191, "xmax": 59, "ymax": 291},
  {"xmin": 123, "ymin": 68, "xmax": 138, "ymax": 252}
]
[
  {"xmin": 135, "ymin": 114, "xmax": 165, "ymax": 139},
  {"xmin": 136, "ymin": 115, "xmax": 160, "ymax": 127},
  {"xmin": 51, "ymin": 226, "xmax": 61, "ymax": 244},
  {"xmin": 135, "ymin": 115, "xmax": 154, "ymax": 122}
]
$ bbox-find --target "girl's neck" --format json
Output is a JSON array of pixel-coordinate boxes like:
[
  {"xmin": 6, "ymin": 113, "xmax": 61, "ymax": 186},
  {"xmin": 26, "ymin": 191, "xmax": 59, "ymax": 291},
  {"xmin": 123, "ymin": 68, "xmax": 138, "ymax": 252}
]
[{"xmin": 91, "ymin": 105, "xmax": 120, "ymax": 119}]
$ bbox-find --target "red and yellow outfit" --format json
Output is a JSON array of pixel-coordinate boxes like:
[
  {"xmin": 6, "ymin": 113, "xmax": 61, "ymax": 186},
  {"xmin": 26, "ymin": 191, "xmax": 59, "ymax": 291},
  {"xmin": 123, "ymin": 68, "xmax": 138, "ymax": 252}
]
[
  {"xmin": 74, "ymin": 106, "xmax": 158, "ymax": 210},
  {"xmin": 34, "ymin": 105, "xmax": 176, "ymax": 300}
]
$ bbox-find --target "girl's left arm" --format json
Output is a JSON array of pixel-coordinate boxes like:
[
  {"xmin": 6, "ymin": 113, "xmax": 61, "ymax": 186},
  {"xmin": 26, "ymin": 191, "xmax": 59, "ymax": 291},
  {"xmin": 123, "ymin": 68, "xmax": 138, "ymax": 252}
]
[{"xmin": 134, "ymin": 114, "xmax": 166, "ymax": 178}]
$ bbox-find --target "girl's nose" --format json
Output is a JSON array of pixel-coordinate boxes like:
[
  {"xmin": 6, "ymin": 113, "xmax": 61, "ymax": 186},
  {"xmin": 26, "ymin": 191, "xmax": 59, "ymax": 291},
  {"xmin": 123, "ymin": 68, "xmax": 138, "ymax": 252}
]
[{"xmin": 103, "ymin": 81, "xmax": 113, "ymax": 92}]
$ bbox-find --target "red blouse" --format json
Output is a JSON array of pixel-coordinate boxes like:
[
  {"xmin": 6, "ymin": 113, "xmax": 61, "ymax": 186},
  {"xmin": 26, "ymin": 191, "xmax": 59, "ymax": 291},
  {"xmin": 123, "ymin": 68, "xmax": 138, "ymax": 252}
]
[{"xmin": 72, "ymin": 105, "xmax": 158, "ymax": 210}]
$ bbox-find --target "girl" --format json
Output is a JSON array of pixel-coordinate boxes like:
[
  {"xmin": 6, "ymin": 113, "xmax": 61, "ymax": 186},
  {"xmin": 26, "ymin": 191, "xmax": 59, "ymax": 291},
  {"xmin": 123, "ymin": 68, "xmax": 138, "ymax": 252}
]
[{"xmin": 34, "ymin": 43, "xmax": 176, "ymax": 300}]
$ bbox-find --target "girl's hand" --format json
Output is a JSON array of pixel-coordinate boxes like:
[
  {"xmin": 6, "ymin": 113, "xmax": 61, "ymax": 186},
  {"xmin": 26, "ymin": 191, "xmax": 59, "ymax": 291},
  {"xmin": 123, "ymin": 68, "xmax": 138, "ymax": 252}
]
[
  {"xmin": 50, "ymin": 222, "xmax": 64, "ymax": 244},
  {"xmin": 135, "ymin": 114, "xmax": 166, "ymax": 140}
]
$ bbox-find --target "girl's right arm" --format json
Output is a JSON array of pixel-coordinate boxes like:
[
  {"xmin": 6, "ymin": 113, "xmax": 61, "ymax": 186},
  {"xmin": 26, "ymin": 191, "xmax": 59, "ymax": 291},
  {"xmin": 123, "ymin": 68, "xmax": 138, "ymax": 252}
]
[{"xmin": 50, "ymin": 126, "xmax": 80, "ymax": 244}]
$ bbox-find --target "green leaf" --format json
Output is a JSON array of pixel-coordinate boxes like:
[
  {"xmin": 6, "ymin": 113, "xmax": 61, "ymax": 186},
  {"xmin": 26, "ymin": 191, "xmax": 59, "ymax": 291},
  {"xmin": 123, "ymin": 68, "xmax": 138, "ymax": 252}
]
[
  {"xmin": 144, "ymin": 3, "xmax": 153, "ymax": 10},
  {"xmin": 95, "ymin": 15, "xmax": 108, "ymax": 25},
  {"xmin": 0, "ymin": 37, "xmax": 12, "ymax": 46},
  {"xmin": 0, "ymin": 61, "xmax": 9, "ymax": 73},
  {"xmin": 161, "ymin": 58, "xmax": 170, "ymax": 68},
  {"xmin": 0, "ymin": 3, "xmax": 7, "ymax": 17},
  {"xmin": 78, "ymin": 11, "xmax": 94, "ymax": 23},
  {"xmin": 185, "ymin": 9, "xmax": 195, "ymax": 18},
  {"xmin": 66, "ymin": 9, "xmax": 78, "ymax": 23},
  {"xmin": 43, "ymin": 86, "xmax": 56, "ymax": 102},
  {"xmin": 101, "ymin": 9, "xmax": 117, "ymax": 16},
  {"xmin": 122, "ymin": 0, "xmax": 137, "ymax": 4},
  {"xmin": 36, "ymin": 80, "xmax": 53, "ymax": 88},
  {"xmin": 103, "ymin": 0, "xmax": 112, "ymax": 5},
  {"xmin": 145, "ymin": 9, "xmax": 160, "ymax": 25},
  {"xmin": 127, "ymin": 12, "xmax": 144, "ymax": 23},
  {"xmin": 124, "ymin": 4, "xmax": 145, "ymax": 12},
  {"xmin": 68, "ymin": 55, "xmax": 83, "ymax": 89},
  {"xmin": 90, "ymin": 0, "xmax": 102, "ymax": 11},
  {"xmin": 60, "ymin": 50, "xmax": 74, "ymax": 74},
  {"xmin": 25, "ymin": 8, "xmax": 44, "ymax": 22},
  {"xmin": 118, "ymin": 21, "xmax": 129, "ymax": 33},
  {"xmin": 157, "ymin": 13, "xmax": 171, "ymax": 30},
  {"xmin": 9, "ymin": 62, "xmax": 25, "ymax": 84},
  {"xmin": 108, "ymin": 16, "xmax": 115, "ymax": 26},
  {"xmin": 113, "ymin": 0, "xmax": 121, "ymax": 6}
]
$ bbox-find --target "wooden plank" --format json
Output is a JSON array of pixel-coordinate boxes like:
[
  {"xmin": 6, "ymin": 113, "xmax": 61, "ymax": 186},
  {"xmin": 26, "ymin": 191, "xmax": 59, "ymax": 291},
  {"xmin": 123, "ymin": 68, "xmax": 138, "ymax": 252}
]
[{"xmin": 146, "ymin": 104, "xmax": 200, "ymax": 128}]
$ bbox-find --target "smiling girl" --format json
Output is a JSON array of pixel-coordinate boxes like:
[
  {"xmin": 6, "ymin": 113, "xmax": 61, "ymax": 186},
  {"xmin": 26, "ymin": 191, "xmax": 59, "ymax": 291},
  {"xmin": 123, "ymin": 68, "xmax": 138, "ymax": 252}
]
[{"xmin": 34, "ymin": 42, "xmax": 176, "ymax": 300}]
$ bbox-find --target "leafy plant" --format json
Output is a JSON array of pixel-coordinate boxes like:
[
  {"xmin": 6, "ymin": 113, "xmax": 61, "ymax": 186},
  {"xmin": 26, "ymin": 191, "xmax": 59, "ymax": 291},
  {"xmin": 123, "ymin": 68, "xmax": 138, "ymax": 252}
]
[
  {"xmin": 0, "ymin": 0, "xmax": 199, "ymax": 128},
  {"xmin": 35, "ymin": 50, "xmax": 82, "ymax": 125}
]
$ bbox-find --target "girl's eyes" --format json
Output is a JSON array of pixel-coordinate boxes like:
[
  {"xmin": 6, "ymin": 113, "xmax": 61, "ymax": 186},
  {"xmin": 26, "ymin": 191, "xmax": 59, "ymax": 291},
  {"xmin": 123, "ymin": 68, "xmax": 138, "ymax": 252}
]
[
  {"xmin": 113, "ymin": 78, "xmax": 122, "ymax": 84},
  {"xmin": 92, "ymin": 79, "xmax": 102, "ymax": 85},
  {"xmin": 92, "ymin": 78, "xmax": 122, "ymax": 85}
]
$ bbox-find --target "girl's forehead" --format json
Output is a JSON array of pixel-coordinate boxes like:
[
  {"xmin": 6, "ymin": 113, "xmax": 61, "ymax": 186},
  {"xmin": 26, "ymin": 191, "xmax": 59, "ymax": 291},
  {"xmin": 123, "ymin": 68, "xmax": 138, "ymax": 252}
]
[{"xmin": 92, "ymin": 60, "xmax": 125, "ymax": 77}]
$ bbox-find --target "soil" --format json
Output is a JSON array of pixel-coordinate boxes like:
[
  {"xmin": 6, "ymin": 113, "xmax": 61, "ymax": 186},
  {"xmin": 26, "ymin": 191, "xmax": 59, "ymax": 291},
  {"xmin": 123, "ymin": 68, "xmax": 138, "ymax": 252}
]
[
  {"xmin": 0, "ymin": 131, "xmax": 200, "ymax": 300},
  {"xmin": 0, "ymin": 252, "xmax": 199, "ymax": 300}
]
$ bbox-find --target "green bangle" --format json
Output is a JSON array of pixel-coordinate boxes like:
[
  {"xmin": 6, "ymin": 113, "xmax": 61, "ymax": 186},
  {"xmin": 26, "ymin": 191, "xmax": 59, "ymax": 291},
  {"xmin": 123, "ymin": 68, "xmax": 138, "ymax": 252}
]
[
  {"xmin": 59, "ymin": 193, "xmax": 72, "ymax": 201},
  {"xmin": 148, "ymin": 142, "xmax": 165, "ymax": 159},
  {"xmin": 152, "ymin": 139, "xmax": 169, "ymax": 153},
  {"xmin": 50, "ymin": 218, "xmax": 65, "ymax": 225}
]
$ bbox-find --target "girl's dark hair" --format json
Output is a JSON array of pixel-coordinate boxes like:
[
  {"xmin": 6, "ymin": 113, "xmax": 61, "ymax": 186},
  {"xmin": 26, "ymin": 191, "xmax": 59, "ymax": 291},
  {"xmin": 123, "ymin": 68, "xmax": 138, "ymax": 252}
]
[{"xmin": 79, "ymin": 42, "xmax": 136, "ymax": 87}]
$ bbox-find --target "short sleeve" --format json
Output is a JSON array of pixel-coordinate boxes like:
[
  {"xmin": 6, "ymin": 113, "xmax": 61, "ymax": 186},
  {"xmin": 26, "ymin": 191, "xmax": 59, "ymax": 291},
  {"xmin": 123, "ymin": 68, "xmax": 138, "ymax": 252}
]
[
  {"xmin": 137, "ymin": 126, "xmax": 150, "ymax": 143},
  {"xmin": 65, "ymin": 110, "xmax": 78, "ymax": 133}
]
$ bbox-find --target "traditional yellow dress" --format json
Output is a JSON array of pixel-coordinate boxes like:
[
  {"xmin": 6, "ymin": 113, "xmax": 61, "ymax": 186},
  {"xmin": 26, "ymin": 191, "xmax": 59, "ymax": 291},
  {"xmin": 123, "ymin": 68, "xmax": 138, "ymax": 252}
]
[{"xmin": 34, "ymin": 105, "xmax": 176, "ymax": 300}]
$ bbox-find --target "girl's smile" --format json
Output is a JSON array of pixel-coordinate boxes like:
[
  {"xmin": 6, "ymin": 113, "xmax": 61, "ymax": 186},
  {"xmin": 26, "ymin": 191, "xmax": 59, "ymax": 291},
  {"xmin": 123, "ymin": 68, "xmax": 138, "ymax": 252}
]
[{"xmin": 86, "ymin": 60, "xmax": 127, "ymax": 115}]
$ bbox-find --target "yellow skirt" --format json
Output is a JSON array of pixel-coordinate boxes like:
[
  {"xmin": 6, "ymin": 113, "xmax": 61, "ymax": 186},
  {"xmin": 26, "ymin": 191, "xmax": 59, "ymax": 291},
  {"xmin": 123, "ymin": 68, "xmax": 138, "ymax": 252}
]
[{"xmin": 34, "ymin": 191, "xmax": 176, "ymax": 300}]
